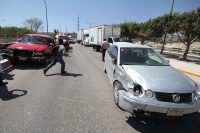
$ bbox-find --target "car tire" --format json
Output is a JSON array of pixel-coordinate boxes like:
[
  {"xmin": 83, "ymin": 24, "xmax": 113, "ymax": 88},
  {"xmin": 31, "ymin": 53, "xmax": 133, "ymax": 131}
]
[
  {"xmin": 104, "ymin": 64, "xmax": 107, "ymax": 73},
  {"xmin": 113, "ymin": 81, "xmax": 122, "ymax": 106},
  {"xmin": 10, "ymin": 60, "xmax": 19, "ymax": 65},
  {"xmin": 45, "ymin": 55, "xmax": 50, "ymax": 65}
]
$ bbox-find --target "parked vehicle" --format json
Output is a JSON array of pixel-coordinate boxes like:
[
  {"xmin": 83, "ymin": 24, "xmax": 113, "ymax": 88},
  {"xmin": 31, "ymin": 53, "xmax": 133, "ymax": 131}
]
[
  {"xmin": 89, "ymin": 25, "xmax": 126, "ymax": 52},
  {"xmin": 69, "ymin": 38, "xmax": 76, "ymax": 44},
  {"xmin": 104, "ymin": 43, "xmax": 200, "ymax": 118},
  {"xmin": 77, "ymin": 29, "xmax": 89, "ymax": 44},
  {"xmin": 7, "ymin": 34, "xmax": 55, "ymax": 64}
]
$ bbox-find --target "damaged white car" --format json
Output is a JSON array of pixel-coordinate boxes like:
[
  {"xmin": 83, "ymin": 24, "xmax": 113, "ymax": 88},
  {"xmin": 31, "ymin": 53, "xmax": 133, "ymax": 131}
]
[{"xmin": 104, "ymin": 43, "xmax": 200, "ymax": 118}]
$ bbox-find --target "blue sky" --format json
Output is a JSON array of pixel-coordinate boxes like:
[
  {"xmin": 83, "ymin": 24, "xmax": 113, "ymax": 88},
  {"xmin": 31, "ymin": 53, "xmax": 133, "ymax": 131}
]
[{"xmin": 0, "ymin": 0, "xmax": 199, "ymax": 33}]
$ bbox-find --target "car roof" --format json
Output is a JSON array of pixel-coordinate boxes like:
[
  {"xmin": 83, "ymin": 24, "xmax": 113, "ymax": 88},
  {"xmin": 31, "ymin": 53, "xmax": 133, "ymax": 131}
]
[
  {"xmin": 25, "ymin": 34, "xmax": 53, "ymax": 38},
  {"xmin": 113, "ymin": 43, "xmax": 152, "ymax": 49}
]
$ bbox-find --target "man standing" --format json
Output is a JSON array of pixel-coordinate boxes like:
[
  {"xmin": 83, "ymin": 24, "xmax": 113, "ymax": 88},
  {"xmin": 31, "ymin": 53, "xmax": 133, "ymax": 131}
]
[
  {"xmin": 43, "ymin": 43, "xmax": 69, "ymax": 75},
  {"xmin": 64, "ymin": 37, "xmax": 70, "ymax": 52},
  {"xmin": 58, "ymin": 36, "xmax": 63, "ymax": 45},
  {"xmin": 0, "ymin": 55, "xmax": 8, "ymax": 85},
  {"xmin": 101, "ymin": 38, "xmax": 110, "ymax": 61}
]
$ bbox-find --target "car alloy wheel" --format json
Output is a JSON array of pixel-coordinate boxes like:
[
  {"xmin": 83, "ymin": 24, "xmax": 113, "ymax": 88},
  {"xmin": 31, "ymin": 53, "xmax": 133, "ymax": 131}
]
[{"xmin": 114, "ymin": 82, "xmax": 121, "ymax": 105}]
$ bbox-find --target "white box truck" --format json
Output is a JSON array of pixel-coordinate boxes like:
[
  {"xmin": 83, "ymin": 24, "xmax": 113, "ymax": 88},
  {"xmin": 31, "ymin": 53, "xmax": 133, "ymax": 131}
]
[
  {"xmin": 89, "ymin": 25, "xmax": 125, "ymax": 52},
  {"xmin": 77, "ymin": 29, "xmax": 89, "ymax": 44}
]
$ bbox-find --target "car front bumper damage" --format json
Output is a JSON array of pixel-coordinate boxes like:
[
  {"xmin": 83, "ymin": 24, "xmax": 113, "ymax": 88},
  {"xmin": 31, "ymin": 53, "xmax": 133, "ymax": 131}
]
[{"xmin": 118, "ymin": 90, "xmax": 200, "ymax": 118}]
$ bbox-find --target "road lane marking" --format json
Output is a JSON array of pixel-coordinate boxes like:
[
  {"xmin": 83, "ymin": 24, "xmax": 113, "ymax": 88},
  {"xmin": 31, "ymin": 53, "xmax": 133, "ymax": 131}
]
[{"xmin": 177, "ymin": 69, "xmax": 200, "ymax": 78}]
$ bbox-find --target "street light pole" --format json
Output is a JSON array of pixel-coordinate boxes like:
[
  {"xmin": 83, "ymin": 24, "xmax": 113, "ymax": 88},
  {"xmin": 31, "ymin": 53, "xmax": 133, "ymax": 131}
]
[
  {"xmin": 55, "ymin": 23, "xmax": 61, "ymax": 33},
  {"xmin": 161, "ymin": 0, "xmax": 175, "ymax": 54},
  {"xmin": 86, "ymin": 21, "xmax": 96, "ymax": 28},
  {"xmin": 43, "ymin": 0, "xmax": 48, "ymax": 35}
]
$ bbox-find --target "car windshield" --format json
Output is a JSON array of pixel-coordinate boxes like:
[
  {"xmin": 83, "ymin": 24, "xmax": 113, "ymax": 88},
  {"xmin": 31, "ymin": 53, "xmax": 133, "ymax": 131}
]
[
  {"xmin": 85, "ymin": 34, "xmax": 89, "ymax": 37},
  {"xmin": 120, "ymin": 47, "xmax": 169, "ymax": 66},
  {"xmin": 21, "ymin": 35, "xmax": 48, "ymax": 44},
  {"xmin": 114, "ymin": 37, "xmax": 125, "ymax": 42}
]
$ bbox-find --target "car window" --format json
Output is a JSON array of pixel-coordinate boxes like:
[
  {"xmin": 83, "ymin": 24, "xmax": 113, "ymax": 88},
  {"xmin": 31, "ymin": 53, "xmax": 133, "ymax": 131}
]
[
  {"xmin": 120, "ymin": 47, "xmax": 169, "ymax": 66},
  {"xmin": 21, "ymin": 35, "xmax": 48, "ymax": 44},
  {"xmin": 107, "ymin": 45, "xmax": 114, "ymax": 56},
  {"xmin": 111, "ymin": 47, "xmax": 118, "ymax": 58}
]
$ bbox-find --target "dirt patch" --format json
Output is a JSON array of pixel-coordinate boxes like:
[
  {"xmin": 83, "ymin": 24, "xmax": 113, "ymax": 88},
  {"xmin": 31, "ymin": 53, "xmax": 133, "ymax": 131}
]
[{"xmin": 134, "ymin": 41, "xmax": 200, "ymax": 50}]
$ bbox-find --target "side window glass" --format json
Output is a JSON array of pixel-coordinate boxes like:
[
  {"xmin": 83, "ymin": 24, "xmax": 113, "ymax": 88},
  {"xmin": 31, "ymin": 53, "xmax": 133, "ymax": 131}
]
[
  {"xmin": 22, "ymin": 35, "xmax": 29, "ymax": 42},
  {"xmin": 111, "ymin": 47, "xmax": 118, "ymax": 58},
  {"xmin": 108, "ymin": 45, "xmax": 114, "ymax": 55}
]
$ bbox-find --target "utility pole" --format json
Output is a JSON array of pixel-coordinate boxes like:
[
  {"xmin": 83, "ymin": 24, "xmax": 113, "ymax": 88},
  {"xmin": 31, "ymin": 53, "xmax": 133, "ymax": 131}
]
[
  {"xmin": 161, "ymin": 0, "xmax": 175, "ymax": 54},
  {"xmin": 77, "ymin": 14, "xmax": 80, "ymax": 31}
]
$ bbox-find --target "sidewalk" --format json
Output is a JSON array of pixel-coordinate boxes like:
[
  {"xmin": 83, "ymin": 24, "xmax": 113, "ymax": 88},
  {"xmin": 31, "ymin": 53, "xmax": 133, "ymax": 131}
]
[{"xmin": 164, "ymin": 55, "xmax": 200, "ymax": 78}]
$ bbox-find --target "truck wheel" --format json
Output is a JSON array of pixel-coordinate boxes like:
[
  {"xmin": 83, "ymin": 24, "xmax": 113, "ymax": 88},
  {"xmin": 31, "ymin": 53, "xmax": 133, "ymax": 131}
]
[
  {"xmin": 94, "ymin": 46, "xmax": 97, "ymax": 52},
  {"xmin": 10, "ymin": 60, "xmax": 19, "ymax": 65}
]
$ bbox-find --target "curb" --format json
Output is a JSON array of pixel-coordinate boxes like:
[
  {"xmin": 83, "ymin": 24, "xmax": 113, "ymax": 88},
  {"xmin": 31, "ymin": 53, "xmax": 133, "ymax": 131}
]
[{"xmin": 177, "ymin": 69, "xmax": 200, "ymax": 78}]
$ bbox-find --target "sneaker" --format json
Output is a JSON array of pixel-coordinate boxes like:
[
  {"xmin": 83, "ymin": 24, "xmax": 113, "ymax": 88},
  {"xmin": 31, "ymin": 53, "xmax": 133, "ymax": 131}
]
[
  {"xmin": 43, "ymin": 69, "xmax": 47, "ymax": 75},
  {"xmin": 0, "ymin": 82, "xmax": 8, "ymax": 85}
]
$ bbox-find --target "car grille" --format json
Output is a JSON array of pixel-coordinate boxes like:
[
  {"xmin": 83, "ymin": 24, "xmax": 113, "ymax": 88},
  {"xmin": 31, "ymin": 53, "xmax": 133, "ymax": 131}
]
[
  {"xmin": 155, "ymin": 92, "xmax": 192, "ymax": 103},
  {"xmin": 14, "ymin": 50, "xmax": 33, "ymax": 57}
]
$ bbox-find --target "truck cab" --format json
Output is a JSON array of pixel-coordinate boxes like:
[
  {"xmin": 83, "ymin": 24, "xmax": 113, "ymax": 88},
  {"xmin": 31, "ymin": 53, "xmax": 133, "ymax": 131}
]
[{"xmin": 7, "ymin": 34, "xmax": 55, "ymax": 65}]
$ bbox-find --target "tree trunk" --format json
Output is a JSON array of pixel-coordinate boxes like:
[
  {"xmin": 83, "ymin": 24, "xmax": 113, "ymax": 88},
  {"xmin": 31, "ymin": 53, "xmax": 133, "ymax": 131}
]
[
  {"xmin": 141, "ymin": 39, "xmax": 145, "ymax": 45},
  {"xmin": 183, "ymin": 43, "xmax": 190, "ymax": 60}
]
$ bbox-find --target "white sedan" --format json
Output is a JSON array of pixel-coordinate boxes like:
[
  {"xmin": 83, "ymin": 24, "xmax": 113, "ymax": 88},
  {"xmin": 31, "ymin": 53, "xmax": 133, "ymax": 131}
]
[{"xmin": 104, "ymin": 43, "xmax": 200, "ymax": 118}]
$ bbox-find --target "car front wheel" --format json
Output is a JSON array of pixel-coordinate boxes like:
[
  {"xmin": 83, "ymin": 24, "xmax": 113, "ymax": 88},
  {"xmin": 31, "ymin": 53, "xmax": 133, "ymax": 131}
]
[{"xmin": 113, "ymin": 81, "xmax": 122, "ymax": 105}]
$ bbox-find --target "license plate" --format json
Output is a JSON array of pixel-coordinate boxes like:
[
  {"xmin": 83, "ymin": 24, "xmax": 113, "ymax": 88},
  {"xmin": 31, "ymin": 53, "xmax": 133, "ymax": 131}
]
[
  {"xmin": 167, "ymin": 108, "xmax": 184, "ymax": 116},
  {"xmin": 19, "ymin": 57, "xmax": 27, "ymax": 60}
]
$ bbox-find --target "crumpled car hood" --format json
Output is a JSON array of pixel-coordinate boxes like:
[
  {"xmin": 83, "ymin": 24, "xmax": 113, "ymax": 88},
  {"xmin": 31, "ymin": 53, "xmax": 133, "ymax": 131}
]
[
  {"xmin": 122, "ymin": 65, "xmax": 195, "ymax": 93},
  {"xmin": 8, "ymin": 42, "xmax": 48, "ymax": 52}
]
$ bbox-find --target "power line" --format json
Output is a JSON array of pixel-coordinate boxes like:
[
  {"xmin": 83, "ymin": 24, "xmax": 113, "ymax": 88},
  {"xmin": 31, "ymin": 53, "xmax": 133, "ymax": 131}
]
[{"xmin": 90, "ymin": 0, "xmax": 114, "ymax": 19}]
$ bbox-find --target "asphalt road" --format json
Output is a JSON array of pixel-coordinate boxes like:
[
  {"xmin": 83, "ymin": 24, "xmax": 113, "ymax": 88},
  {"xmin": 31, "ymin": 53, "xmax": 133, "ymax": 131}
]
[{"xmin": 0, "ymin": 43, "xmax": 200, "ymax": 133}]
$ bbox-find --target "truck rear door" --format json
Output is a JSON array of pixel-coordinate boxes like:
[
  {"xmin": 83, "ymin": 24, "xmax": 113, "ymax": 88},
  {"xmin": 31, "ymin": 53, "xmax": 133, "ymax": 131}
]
[{"xmin": 97, "ymin": 28, "xmax": 102, "ymax": 45}]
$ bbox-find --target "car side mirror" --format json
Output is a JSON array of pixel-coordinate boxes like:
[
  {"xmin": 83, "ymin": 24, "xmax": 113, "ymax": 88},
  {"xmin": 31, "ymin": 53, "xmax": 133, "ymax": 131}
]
[
  {"xmin": 50, "ymin": 43, "xmax": 54, "ymax": 46},
  {"xmin": 112, "ymin": 58, "xmax": 117, "ymax": 64},
  {"xmin": 165, "ymin": 59, "xmax": 170, "ymax": 63}
]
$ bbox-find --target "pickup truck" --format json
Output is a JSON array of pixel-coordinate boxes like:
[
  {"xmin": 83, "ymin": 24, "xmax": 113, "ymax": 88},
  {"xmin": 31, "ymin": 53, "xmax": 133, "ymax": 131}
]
[{"xmin": 7, "ymin": 34, "xmax": 55, "ymax": 64}]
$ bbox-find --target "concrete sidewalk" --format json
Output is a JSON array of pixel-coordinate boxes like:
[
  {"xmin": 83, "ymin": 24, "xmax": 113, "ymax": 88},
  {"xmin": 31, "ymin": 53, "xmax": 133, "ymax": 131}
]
[{"xmin": 165, "ymin": 56, "xmax": 200, "ymax": 78}]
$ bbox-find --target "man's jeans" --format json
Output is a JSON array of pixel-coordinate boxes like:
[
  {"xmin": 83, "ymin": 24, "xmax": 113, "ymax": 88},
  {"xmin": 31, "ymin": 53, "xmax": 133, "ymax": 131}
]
[{"xmin": 44, "ymin": 55, "xmax": 65, "ymax": 72}]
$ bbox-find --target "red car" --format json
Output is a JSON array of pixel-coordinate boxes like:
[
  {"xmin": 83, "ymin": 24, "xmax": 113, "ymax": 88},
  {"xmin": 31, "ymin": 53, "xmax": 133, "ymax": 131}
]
[
  {"xmin": 69, "ymin": 38, "xmax": 75, "ymax": 44},
  {"xmin": 7, "ymin": 34, "xmax": 55, "ymax": 64}
]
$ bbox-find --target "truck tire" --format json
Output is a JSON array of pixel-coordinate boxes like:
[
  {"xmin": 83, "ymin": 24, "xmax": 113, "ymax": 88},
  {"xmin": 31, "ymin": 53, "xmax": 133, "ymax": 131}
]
[{"xmin": 94, "ymin": 46, "xmax": 98, "ymax": 52}]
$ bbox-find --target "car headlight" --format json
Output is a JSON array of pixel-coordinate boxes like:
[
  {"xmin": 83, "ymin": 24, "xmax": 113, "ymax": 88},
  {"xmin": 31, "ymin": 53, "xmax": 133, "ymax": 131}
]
[
  {"xmin": 133, "ymin": 85, "xmax": 143, "ymax": 96},
  {"xmin": 145, "ymin": 90, "xmax": 154, "ymax": 98},
  {"xmin": 192, "ymin": 92, "xmax": 198, "ymax": 101},
  {"xmin": 34, "ymin": 52, "xmax": 44, "ymax": 56}
]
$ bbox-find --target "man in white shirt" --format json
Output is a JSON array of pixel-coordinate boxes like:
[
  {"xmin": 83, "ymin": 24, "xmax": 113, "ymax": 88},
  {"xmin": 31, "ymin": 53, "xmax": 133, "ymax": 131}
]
[
  {"xmin": 101, "ymin": 38, "xmax": 110, "ymax": 61},
  {"xmin": 0, "ymin": 55, "xmax": 8, "ymax": 85}
]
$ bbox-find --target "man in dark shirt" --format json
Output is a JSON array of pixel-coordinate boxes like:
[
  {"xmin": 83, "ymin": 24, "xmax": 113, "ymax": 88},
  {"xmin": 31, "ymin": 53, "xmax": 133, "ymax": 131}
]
[
  {"xmin": 43, "ymin": 43, "xmax": 69, "ymax": 75},
  {"xmin": 58, "ymin": 36, "xmax": 63, "ymax": 45}
]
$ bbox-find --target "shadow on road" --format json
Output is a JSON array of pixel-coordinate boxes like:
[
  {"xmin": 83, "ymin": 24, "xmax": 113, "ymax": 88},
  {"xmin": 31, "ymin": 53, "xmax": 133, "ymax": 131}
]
[
  {"xmin": 0, "ymin": 85, "xmax": 27, "ymax": 101},
  {"xmin": 126, "ymin": 112, "xmax": 200, "ymax": 133},
  {"xmin": 46, "ymin": 72, "xmax": 83, "ymax": 77}
]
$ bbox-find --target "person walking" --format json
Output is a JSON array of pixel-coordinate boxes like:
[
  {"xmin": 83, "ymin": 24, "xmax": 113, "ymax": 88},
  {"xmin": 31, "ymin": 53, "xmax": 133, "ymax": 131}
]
[
  {"xmin": 101, "ymin": 38, "xmax": 110, "ymax": 61},
  {"xmin": 0, "ymin": 55, "xmax": 8, "ymax": 85},
  {"xmin": 43, "ymin": 43, "xmax": 69, "ymax": 75},
  {"xmin": 58, "ymin": 36, "xmax": 63, "ymax": 45},
  {"xmin": 65, "ymin": 37, "xmax": 70, "ymax": 52}
]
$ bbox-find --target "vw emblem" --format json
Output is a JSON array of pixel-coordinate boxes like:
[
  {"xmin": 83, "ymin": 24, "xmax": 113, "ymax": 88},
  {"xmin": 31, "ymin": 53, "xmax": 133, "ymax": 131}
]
[{"xmin": 172, "ymin": 94, "xmax": 180, "ymax": 102}]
